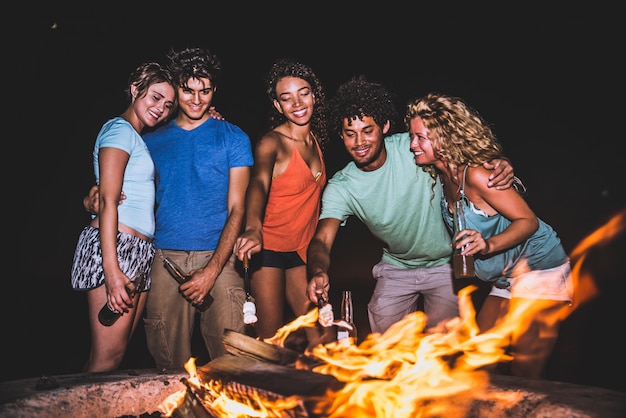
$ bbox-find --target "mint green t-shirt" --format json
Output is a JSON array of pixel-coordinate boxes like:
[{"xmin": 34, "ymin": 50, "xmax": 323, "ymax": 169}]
[{"xmin": 320, "ymin": 132, "xmax": 452, "ymax": 269}]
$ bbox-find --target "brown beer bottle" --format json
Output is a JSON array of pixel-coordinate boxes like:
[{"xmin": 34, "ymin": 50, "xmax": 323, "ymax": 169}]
[
  {"xmin": 98, "ymin": 273, "xmax": 146, "ymax": 326},
  {"xmin": 163, "ymin": 257, "xmax": 212, "ymax": 311}
]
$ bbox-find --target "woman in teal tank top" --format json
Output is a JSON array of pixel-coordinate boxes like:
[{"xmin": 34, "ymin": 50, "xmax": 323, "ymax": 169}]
[{"xmin": 406, "ymin": 93, "xmax": 573, "ymax": 380}]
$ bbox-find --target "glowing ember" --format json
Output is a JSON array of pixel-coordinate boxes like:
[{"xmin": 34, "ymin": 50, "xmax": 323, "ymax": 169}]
[{"xmin": 158, "ymin": 209, "xmax": 626, "ymax": 417}]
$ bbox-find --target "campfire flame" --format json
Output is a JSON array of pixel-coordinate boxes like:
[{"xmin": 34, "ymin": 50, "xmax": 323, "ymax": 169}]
[{"xmin": 159, "ymin": 209, "xmax": 626, "ymax": 417}]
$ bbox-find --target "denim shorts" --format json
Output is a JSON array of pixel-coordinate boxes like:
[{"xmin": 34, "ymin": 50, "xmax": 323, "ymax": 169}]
[
  {"xmin": 70, "ymin": 225, "xmax": 154, "ymax": 291},
  {"xmin": 489, "ymin": 261, "xmax": 573, "ymax": 302}
]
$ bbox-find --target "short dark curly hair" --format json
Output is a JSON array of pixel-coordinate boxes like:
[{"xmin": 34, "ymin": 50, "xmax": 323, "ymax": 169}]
[
  {"xmin": 166, "ymin": 47, "xmax": 221, "ymax": 90},
  {"xmin": 265, "ymin": 58, "xmax": 329, "ymax": 148},
  {"xmin": 329, "ymin": 75, "xmax": 397, "ymax": 139}
]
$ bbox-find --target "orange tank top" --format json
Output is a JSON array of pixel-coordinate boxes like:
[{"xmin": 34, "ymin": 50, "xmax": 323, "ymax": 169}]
[{"xmin": 262, "ymin": 140, "xmax": 326, "ymax": 263}]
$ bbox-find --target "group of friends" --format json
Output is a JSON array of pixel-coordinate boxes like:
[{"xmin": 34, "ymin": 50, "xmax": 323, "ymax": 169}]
[{"xmin": 71, "ymin": 46, "xmax": 574, "ymax": 381}]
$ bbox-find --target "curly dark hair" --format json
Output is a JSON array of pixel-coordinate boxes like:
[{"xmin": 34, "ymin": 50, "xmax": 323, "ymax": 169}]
[
  {"xmin": 165, "ymin": 47, "xmax": 221, "ymax": 90},
  {"xmin": 329, "ymin": 75, "xmax": 397, "ymax": 139},
  {"xmin": 265, "ymin": 58, "xmax": 328, "ymax": 148}
]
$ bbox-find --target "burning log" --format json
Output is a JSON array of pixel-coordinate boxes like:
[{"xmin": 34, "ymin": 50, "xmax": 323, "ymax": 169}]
[
  {"xmin": 196, "ymin": 354, "xmax": 342, "ymax": 398},
  {"xmin": 221, "ymin": 328, "xmax": 325, "ymax": 370},
  {"xmin": 166, "ymin": 331, "xmax": 343, "ymax": 417}
]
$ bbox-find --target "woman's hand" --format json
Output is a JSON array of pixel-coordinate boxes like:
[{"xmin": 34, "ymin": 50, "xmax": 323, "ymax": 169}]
[{"xmin": 455, "ymin": 229, "xmax": 490, "ymax": 256}]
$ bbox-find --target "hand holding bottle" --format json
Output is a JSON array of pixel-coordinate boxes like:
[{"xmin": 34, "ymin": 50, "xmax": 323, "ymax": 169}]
[
  {"xmin": 452, "ymin": 200, "xmax": 476, "ymax": 279},
  {"xmin": 98, "ymin": 273, "xmax": 146, "ymax": 326},
  {"xmin": 163, "ymin": 258, "xmax": 213, "ymax": 311}
]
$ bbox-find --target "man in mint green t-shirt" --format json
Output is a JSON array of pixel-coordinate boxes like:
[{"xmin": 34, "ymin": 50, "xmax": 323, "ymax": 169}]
[{"xmin": 306, "ymin": 76, "xmax": 514, "ymax": 334}]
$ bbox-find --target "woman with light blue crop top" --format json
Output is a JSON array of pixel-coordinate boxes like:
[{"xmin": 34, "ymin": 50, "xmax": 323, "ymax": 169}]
[
  {"xmin": 70, "ymin": 62, "xmax": 175, "ymax": 373},
  {"xmin": 407, "ymin": 92, "xmax": 573, "ymax": 380}
]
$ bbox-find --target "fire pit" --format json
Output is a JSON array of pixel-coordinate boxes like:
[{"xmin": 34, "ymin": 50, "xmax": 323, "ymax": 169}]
[
  {"xmin": 0, "ymin": 369, "xmax": 186, "ymax": 417},
  {"xmin": 0, "ymin": 361, "xmax": 624, "ymax": 417},
  {"xmin": 2, "ymin": 318, "xmax": 626, "ymax": 417}
]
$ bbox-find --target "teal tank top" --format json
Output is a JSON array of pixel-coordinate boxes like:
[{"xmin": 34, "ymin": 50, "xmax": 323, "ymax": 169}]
[{"xmin": 441, "ymin": 166, "xmax": 568, "ymax": 287}]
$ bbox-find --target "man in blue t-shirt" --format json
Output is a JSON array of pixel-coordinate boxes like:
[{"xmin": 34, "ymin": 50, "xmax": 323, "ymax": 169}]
[{"xmin": 86, "ymin": 48, "xmax": 253, "ymax": 368}]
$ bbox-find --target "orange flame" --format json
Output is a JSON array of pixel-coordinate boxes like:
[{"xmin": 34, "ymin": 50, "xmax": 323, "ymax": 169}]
[
  {"xmin": 159, "ymin": 208, "xmax": 626, "ymax": 417},
  {"xmin": 264, "ymin": 308, "xmax": 320, "ymax": 348}
]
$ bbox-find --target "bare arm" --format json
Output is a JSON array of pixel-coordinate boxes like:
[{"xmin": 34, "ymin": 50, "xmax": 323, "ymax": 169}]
[
  {"xmin": 97, "ymin": 147, "xmax": 134, "ymax": 313},
  {"xmin": 179, "ymin": 165, "xmax": 251, "ymax": 303},
  {"xmin": 456, "ymin": 167, "xmax": 539, "ymax": 257},
  {"xmin": 233, "ymin": 134, "xmax": 279, "ymax": 261},
  {"xmin": 306, "ymin": 218, "xmax": 342, "ymax": 305}
]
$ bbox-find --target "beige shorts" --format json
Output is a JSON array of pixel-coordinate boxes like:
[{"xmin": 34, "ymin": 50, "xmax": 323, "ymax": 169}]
[{"xmin": 489, "ymin": 261, "xmax": 573, "ymax": 302}]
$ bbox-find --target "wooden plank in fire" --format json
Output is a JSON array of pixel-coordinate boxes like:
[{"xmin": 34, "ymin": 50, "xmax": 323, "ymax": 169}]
[
  {"xmin": 170, "ymin": 330, "xmax": 342, "ymax": 417},
  {"xmin": 196, "ymin": 354, "xmax": 343, "ymax": 398},
  {"xmin": 222, "ymin": 328, "xmax": 324, "ymax": 369}
]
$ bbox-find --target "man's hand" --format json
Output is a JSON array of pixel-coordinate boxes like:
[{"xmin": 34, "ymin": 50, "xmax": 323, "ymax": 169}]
[
  {"xmin": 83, "ymin": 185, "xmax": 99, "ymax": 214},
  {"xmin": 484, "ymin": 158, "xmax": 514, "ymax": 190},
  {"xmin": 307, "ymin": 272, "xmax": 330, "ymax": 306},
  {"xmin": 180, "ymin": 265, "xmax": 218, "ymax": 307},
  {"xmin": 83, "ymin": 185, "xmax": 126, "ymax": 215}
]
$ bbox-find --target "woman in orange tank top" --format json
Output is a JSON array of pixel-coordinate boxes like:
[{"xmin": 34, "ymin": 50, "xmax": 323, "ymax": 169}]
[{"xmin": 234, "ymin": 58, "xmax": 333, "ymax": 349}]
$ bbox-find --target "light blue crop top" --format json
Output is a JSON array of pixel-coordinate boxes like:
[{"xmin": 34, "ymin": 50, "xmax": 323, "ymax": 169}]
[{"xmin": 93, "ymin": 117, "xmax": 155, "ymax": 238}]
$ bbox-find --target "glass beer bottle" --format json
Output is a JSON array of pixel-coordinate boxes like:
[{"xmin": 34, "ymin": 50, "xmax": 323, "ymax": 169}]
[
  {"xmin": 163, "ymin": 257, "xmax": 212, "ymax": 311},
  {"xmin": 452, "ymin": 200, "xmax": 475, "ymax": 279},
  {"xmin": 98, "ymin": 273, "xmax": 146, "ymax": 326},
  {"xmin": 337, "ymin": 290, "xmax": 357, "ymax": 345}
]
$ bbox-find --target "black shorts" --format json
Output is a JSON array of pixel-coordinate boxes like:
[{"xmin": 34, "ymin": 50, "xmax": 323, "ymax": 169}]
[{"xmin": 250, "ymin": 249, "xmax": 305, "ymax": 270}]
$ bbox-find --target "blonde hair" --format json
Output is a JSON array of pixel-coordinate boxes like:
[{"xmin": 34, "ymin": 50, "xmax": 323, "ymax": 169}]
[{"xmin": 405, "ymin": 93, "xmax": 503, "ymax": 181}]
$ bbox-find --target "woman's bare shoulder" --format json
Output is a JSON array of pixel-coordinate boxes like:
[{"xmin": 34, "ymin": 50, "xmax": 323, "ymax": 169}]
[
  {"xmin": 255, "ymin": 129, "xmax": 290, "ymax": 160},
  {"xmin": 465, "ymin": 165, "xmax": 492, "ymax": 190}
]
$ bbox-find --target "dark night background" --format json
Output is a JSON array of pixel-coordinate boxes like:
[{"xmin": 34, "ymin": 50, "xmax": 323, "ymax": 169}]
[{"xmin": 8, "ymin": 8, "xmax": 625, "ymax": 394}]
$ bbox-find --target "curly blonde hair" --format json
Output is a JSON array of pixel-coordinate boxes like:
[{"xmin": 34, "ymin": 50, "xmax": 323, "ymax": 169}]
[{"xmin": 405, "ymin": 93, "xmax": 503, "ymax": 182}]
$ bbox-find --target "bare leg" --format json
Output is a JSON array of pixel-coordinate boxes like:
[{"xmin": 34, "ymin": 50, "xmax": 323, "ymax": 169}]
[
  {"xmin": 250, "ymin": 266, "xmax": 286, "ymax": 339},
  {"xmin": 476, "ymin": 294, "xmax": 509, "ymax": 333},
  {"xmin": 285, "ymin": 266, "xmax": 334, "ymax": 350},
  {"xmin": 476, "ymin": 295, "xmax": 510, "ymax": 374},
  {"xmin": 84, "ymin": 286, "xmax": 144, "ymax": 372},
  {"xmin": 509, "ymin": 299, "xmax": 565, "ymax": 379}
]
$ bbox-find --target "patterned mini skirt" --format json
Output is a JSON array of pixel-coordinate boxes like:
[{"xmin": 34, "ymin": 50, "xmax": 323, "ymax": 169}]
[{"xmin": 70, "ymin": 225, "xmax": 154, "ymax": 291}]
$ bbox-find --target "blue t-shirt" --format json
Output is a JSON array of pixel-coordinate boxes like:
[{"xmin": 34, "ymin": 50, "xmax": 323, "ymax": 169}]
[
  {"xmin": 320, "ymin": 132, "xmax": 452, "ymax": 269},
  {"xmin": 94, "ymin": 117, "xmax": 155, "ymax": 238},
  {"xmin": 144, "ymin": 117, "xmax": 253, "ymax": 250}
]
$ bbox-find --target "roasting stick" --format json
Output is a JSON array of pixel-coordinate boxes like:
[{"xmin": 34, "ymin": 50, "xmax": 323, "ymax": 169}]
[{"xmin": 242, "ymin": 253, "xmax": 258, "ymax": 324}]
